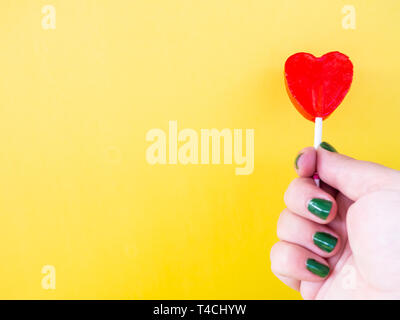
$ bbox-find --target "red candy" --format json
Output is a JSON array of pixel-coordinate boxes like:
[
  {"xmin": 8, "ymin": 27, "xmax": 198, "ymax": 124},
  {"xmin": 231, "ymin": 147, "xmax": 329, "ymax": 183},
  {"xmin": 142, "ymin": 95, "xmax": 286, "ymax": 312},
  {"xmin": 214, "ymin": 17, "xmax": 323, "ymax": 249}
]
[{"xmin": 284, "ymin": 51, "xmax": 353, "ymax": 122}]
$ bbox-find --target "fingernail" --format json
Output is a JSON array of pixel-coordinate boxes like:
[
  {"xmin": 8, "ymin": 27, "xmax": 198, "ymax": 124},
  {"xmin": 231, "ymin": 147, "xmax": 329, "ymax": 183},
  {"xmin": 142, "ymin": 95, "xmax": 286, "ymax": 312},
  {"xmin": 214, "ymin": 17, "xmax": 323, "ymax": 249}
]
[
  {"xmin": 308, "ymin": 198, "xmax": 332, "ymax": 220},
  {"xmin": 313, "ymin": 232, "xmax": 338, "ymax": 253},
  {"xmin": 306, "ymin": 259, "xmax": 330, "ymax": 278},
  {"xmin": 319, "ymin": 141, "xmax": 337, "ymax": 152},
  {"xmin": 294, "ymin": 153, "xmax": 302, "ymax": 169}
]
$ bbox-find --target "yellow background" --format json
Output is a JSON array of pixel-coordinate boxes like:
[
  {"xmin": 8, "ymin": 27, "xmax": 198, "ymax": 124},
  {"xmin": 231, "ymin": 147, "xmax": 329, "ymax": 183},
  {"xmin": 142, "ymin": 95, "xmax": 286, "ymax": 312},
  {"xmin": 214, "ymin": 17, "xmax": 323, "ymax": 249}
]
[{"xmin": 0, "ymin": 0, "xmax": 399, "ymax": 299}]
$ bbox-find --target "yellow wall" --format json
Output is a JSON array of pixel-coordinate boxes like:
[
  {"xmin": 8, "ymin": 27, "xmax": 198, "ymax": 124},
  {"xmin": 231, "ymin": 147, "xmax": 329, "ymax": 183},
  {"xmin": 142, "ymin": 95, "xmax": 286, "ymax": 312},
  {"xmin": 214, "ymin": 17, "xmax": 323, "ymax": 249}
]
[{"xmin": 0, "ymin": 0, "xmax": 399, "ymax": 299}]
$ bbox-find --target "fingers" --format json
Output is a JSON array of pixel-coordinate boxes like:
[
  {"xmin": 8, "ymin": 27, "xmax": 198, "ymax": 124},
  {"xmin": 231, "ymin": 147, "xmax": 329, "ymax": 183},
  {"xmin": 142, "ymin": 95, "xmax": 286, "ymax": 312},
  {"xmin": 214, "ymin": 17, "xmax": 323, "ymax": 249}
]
[
  {"xmin": 294, "ymin": 147, "xmax": 337, "ymax": 198},
  {"xmin": 294, "ymin": 142, "xmax": 400, "ymax": 201},
  {"xmin": 270, "ymin": 241, "xmax": 330, "ymax": 281},
  {"xmin": 273, "ymin": 273, "xmax": 300, "ymax": 291},
  {"xmin": 271, "ymin": 209, "xmax": 339, "ymax": 288},
  {"xmin": 317, "ymin": 142, "xmax": 400, "ymax": 201},
  {"xmin": 294, "ymin": 147, "xmax": 316, "ymax": 177},
  {"xmin": 284, "ymin": 177, "xmax": 337, "ymax": 223},
  {"xmin": 277, "ymin": 209, "xmax": 340, "ymax": 257}
]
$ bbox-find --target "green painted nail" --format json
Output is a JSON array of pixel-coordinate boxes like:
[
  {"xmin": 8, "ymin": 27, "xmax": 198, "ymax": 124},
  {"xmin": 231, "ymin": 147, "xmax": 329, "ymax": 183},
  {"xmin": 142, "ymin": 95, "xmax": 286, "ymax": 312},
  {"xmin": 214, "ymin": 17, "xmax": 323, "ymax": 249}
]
[
  {"xmin": 313, "ymin": 232, "xmax": 338, "ymax": 253},
  {"xmin": 306, "ymin": 259, "xmax": 330, "ymax": 278},
  {"xmin": 320, "ymin": 141, "xmax": 337, "ymax": 152},
  {"xmin": 308, "ymin": 198, "xmax": 332, "ymax": 220},
  {"xmin": 295, "ymin": 153, "xmax": 302, "ymax": 169}
]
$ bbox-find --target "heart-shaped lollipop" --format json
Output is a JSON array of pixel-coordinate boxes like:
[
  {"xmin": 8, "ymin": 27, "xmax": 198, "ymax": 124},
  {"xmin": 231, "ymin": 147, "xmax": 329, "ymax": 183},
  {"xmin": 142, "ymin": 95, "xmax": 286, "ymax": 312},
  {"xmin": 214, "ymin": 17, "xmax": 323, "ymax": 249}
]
[
  {"xmin": 285, "ymin": 51, "xmax": 353, "ymax": 122},
  {"xmin": 284, "ymin": 51, "xmax": 353, "ymax": 186}
]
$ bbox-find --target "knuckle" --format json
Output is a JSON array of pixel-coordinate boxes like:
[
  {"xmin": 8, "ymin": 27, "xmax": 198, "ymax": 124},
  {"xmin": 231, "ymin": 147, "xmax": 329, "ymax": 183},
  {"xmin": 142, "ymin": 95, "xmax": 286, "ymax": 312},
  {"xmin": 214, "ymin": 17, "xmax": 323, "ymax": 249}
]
[
  {"xmin": 269, "ymin": 242, "xmax": 282, "ymax": 262},
  {"xmin": 284, "ymin": 178, "xmax": 299, "ymax": 204},
  {"xmin": 270, "ymin": 242, "xmax": 290, "ymax": 274},
  {"xmin": 276, "ymin": 210, "xmax": 290, "ymax": 239}
]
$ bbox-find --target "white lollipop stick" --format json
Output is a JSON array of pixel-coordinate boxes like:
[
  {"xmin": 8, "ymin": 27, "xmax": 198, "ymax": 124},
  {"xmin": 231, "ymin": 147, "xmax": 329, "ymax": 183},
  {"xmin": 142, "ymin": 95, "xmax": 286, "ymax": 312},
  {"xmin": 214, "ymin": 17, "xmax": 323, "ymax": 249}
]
[{"xmin": 313, "ymin": 117, "xmax": 323, "ymax": 187}]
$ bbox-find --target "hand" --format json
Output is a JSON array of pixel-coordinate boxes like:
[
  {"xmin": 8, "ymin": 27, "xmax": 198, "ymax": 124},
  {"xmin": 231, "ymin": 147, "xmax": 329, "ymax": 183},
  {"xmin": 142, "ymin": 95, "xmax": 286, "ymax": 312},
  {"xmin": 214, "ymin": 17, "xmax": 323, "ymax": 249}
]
[{"xmin": 270, "ymin": 142, "xmax": 400, "ymax": 299}]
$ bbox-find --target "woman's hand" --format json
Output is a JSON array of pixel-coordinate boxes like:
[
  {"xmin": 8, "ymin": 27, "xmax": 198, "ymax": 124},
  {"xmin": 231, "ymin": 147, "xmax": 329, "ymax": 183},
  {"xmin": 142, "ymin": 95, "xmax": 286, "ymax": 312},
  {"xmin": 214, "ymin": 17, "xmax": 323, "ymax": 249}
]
[{"xmin": 270, "ymin": 142, "xmax": 400, "ymax": 299}]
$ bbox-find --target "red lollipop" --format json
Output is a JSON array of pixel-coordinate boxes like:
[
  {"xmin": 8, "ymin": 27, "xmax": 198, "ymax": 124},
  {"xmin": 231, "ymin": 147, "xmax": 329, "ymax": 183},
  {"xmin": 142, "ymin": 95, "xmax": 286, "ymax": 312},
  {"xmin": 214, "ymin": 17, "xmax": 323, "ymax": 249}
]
[
  {"xmin": 285, "ymin": 51, "xmax": 353, "ymax": 122},
  {"xmin": 284, "ymin": 51, "xmax": 353, "ymax": 185}
]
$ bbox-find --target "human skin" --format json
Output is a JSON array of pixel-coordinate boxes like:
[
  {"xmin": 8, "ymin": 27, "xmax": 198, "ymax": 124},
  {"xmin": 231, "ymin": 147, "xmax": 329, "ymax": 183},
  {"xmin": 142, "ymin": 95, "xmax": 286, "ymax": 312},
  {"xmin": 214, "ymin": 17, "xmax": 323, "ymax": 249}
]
[{"xmin": 270, "ymin": 142, "xmax": 400, "ymax": 299}]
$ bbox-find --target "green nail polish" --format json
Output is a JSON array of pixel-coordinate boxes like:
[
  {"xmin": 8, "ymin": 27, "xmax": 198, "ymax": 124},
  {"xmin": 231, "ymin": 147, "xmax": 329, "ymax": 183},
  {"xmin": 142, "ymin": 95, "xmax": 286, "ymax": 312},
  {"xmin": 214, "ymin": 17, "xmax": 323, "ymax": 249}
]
[
  {"xmin": 294, "ymin": 153, "xmax": 302, "ymax": 169},
  {"xmin": 306, "ymin": 259, "xmax": 330, "ymax": 278},
  {"xmin": 319, "ymin": 141, "xmax": 337, "ymax": 152},
  {"xmin": 308, "ymin": 198, "xmax": 332, "ymax": 220},
  {"xmin": 313, "ymin": 232, "xmax": 338, "ymax": 253}
]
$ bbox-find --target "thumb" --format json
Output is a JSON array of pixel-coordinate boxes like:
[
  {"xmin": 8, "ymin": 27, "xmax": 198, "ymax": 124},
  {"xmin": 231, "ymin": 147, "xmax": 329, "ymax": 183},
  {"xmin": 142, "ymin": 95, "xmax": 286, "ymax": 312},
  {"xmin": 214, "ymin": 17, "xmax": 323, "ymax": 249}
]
[{"xmin": 317, "ymin": 142, "xmax": 400, "ymax": 201}]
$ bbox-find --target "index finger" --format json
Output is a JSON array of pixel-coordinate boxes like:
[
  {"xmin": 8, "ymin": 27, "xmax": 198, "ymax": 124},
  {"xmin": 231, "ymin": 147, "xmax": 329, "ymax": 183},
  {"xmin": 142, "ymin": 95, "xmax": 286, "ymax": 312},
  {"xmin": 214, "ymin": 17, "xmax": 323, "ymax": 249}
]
[{"xmin": 294, "ymin": 147, "xmax": 316, "ymax": 178}]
